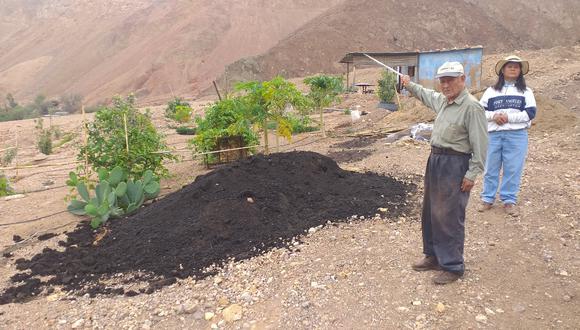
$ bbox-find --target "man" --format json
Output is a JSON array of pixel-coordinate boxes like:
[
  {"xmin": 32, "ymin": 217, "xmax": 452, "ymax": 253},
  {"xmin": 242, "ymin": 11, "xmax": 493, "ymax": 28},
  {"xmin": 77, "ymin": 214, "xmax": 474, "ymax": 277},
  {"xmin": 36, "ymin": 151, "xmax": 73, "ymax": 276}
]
[{"xmin": 401, "ymin": 62, "xmax": 488, "ymax": 284}]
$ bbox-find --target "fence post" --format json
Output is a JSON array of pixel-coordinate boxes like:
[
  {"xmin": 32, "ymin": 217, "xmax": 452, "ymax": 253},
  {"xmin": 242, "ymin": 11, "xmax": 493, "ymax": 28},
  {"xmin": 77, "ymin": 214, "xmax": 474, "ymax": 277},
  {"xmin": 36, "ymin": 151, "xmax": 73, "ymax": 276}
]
[
  {"xmin": 81, "ymin": 105, "xmax": 89, "ymax": 177},
  {"xmin": 123, "ymin": 113, "xmax": 129, "ymax": 155}
]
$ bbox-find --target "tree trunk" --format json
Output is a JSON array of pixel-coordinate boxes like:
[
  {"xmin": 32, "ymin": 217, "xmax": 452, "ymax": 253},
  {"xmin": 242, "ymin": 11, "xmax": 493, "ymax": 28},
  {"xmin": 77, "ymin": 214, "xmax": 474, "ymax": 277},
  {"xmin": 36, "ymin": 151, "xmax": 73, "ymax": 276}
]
[
  {"xmin": 263, "ymin": 120, "xmax": 269, "ymax": 154},
  {"xmin": 319, "ymin": 107, "xmax": 325, "ymax": 137}
]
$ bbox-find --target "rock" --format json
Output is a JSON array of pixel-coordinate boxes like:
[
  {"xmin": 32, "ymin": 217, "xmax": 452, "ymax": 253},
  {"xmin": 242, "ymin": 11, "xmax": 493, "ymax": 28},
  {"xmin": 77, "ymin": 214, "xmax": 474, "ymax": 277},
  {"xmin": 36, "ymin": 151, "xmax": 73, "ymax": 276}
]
[
  {"xmin": 218, "ymin": 297, "xmax": 230, "ymax": 306},
  {"xmin": 485, "ymin": 308, "xmax": 495, "ymax": 315},
  {"xmin": 223, "ymin": 304, "xmax": 243, "ymax": 323},
  {"xmin": 436, "ymin": 302, "xmax": 445, "ymax": 313},
  {"xmin": 495, "ymin": 308, "xmax": 505, "ymax": 314},
  {"xmin": 193, "ymin": 310, "xmax": 204, "ymax": 320},
  {"xmin": 204, "ymin": 312, "xmax": 215, "ymax": 321},
  {"xmin": 378, "ymin": 207, "xmax": 388, "ymax": 213},
  {"xmin": 4, "ymin": 194, "xmax": 26, "ymax": 201},
  {"xmin": 71, "ymin": 319, "xmax": 84, "ymax": 329},
  {"xmin": 512, "ymin": 304, "xmax": 526, "ymax": 313},
  {"xmin": 308, "ymin": 227, "xmax": 317, "ymax": 234},
  {"xmin": 210, "ymin": 323, "xmax": 218, "ymax": 329},
  {"xmin": 240, "ymin": 292, "xmax": 253, "ymax": 303},
  {"xmin": 475, "ymin": 314, "xmax": 487, "ymax": 323},
  {"xmin": 563, "ymin": 295, "xmax": 572, "ymax": 302},
  {"xmin": 412, "ymin": 300, "xmax": 422, "ymax": 306},
  {"xmin": 246, "ymin": 197, "xmax": 254, "ymax": 203},
  {"xmin": 141, "ymin": 320, "xmax": 152, "ymax": 330},
  {"xmin": 214, "ymin": 277, "xmax": 223, "ymax": 285},
  {"xmin": 396, "ymin": 306, "xmax": 410, "ymax": 312},
  {"xmin": 558, "ymin": 270, "xmax": 569, "ymax": 276}
]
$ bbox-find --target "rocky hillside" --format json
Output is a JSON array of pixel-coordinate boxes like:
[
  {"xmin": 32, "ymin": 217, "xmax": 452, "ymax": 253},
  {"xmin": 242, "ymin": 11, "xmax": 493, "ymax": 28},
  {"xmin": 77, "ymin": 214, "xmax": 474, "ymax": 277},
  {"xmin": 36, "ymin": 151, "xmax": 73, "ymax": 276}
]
[
  {"xmin": 0, "ymin": 0, "xmax": 343, "ymax": 104},
  {"xmin": 2, "ymin": 0, "xmax": 579, "ymax": 104},
  {"xmin": 223, "ymin": 0, "xmax": 580, "ymax": 84}
]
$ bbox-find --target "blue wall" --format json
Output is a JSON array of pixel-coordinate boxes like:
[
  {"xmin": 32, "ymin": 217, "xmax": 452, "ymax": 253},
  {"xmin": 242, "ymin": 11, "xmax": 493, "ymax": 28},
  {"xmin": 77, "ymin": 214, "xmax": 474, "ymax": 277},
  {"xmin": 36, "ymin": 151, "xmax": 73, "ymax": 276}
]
[{"xmin": 417, "ymin": 48, "xmax": 483, "ymax": 90}]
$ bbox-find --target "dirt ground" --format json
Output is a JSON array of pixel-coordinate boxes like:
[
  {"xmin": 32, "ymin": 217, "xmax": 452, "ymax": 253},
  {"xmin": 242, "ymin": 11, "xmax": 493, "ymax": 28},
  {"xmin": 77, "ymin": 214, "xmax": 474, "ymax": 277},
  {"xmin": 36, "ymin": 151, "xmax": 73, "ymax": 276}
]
[{"xmin": 0, "ymin": 47, "xmax": 578, "ymax": 329}]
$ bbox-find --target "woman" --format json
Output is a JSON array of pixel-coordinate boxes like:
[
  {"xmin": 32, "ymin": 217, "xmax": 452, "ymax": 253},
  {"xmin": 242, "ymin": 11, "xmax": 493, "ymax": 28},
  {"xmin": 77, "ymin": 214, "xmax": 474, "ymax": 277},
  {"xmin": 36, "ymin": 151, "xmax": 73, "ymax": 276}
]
[{"xmin": 478, "ymin": 55, "xmax": 537, "ymax": 216}]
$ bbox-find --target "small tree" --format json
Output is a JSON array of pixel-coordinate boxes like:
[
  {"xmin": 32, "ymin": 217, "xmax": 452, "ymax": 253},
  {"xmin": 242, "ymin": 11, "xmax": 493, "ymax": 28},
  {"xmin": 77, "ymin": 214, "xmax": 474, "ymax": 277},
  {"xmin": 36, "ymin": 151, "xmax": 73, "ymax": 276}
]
[
  {"xmin": 79, "ymin": 94, "xmax": 175, "ymax": 178},
  {"xmin": 236, "ymin": 76, "xmax": 306, "ymax": 154},
  {"xmin": 60, "ymin": 93, "xmax": 83, "ymax": 113},
  {"xmin": 165, "ymin": 97, "xmax": 191, "ymax": 123},
  {"xmin": 35, "ymin": 118, "xmax": 53, "ymax": 155},
  {"xmin": 304, "ymin": 75, "xmax": 343, "ymax": 137},
  {"xmin": 377, "ymin": 70, "xmax": 397, "ymax": 103}
]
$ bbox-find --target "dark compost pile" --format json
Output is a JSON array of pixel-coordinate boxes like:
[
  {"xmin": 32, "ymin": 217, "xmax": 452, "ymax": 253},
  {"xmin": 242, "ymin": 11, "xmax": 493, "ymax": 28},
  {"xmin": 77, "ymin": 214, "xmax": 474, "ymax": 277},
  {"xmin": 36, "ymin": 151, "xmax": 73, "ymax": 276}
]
[{"xmin": 1, "ymin": 151, "xmax": 415, "ymax": 304}]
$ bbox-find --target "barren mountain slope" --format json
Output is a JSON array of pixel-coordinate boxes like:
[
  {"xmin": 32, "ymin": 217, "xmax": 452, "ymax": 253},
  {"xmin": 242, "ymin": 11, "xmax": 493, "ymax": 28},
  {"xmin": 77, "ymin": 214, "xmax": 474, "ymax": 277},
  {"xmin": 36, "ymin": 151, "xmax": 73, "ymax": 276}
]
[
  {"xmin": 223, "ymin": 0, "xmax": 580, "ymax": 83},
  {"xmin": 0, "ymin": 0, "xmax": 343, "ymax": 104}
]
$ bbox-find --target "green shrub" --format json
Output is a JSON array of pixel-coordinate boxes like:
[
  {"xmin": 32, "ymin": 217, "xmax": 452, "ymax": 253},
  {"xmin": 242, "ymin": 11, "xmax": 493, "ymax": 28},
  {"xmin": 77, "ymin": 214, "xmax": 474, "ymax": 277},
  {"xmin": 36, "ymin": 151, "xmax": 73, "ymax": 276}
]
[
  {"xmin": 37, "ymin": 130, "xmax": 53, "ymax": 155},
  {"xmin": 377, "ymin": 70, "xmax": 397, "ymax": 103},
  {"xmin": 288, "ymin": 116, "xmax": 319, "ymax": 134},
  {"xmin": 0, "ymin": 174, "xmax": 12, "ymax": 197},
  {"xmin": 1, "ymin": 148, "xmax": 17, "ymax": 166},
  {"xmin": 175, "ymin": 126, "xmax": 196, "ymax": 135},
  {"xmin": 0, "ymin": 105, "xmax": 38, "ymax": 122},
  {"xmin": 79, "ymin": 94, "xmax": 175, "ymax": 179},
  {"xmin": 191, "ymin": 98, "xmax": 258, "ymax": 162},
  {"xmin": 35, "ymin": 118, "xmax": 53, "ymax": 155},
  {"xmin": 165, "ymin": 97, "xmax": 191, "ymax": 121}
]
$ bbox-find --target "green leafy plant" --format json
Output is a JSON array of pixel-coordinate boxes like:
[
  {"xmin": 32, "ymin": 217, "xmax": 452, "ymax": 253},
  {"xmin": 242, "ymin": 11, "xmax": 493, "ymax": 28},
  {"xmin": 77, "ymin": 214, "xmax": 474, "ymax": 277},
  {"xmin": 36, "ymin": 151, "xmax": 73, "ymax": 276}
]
[
  {"xmin": 79, "ymin": 94, "xmax": 175, "ymax": 179},
  {"xmin": 175, "ymin": 126, "xmax": 196, "ymax": 135},
  {"xmin": 173, "ymin": 105, "xmax": 192, "ymax": 123},
  {"xmin": 165, "ymin": 97, "xmax": 191, "ymax": 122},
  {"xmin": 236, "ymin": 76, "xmax": 307, "ymax": 153},
  {"xmin": 67, "ymin": 166, "xmax": 160, "ymax": 228},
  {"xmin": 377, "ymin": 70, "xmax": 397, "ymax": 103},
  {"xmin": 304, "ymin": 75, "xmax": 343, "ymax": 137},
  {"xmin": 0, "ymin": 173, "xmax": 12, "ymax": 197},
  {"xmin": 191, "ymin": 98, "xmax": 258, "ymax": 163},
  {"xmin": 35, "ymin": 118, "xmax": 53, "ymax": 155}
]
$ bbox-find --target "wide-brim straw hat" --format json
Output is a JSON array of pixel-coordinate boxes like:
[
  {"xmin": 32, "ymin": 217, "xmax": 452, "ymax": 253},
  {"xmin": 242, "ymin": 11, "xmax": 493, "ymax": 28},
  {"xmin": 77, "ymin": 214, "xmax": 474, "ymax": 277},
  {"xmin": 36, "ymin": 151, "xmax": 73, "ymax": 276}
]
[{"xmin": 495, "ymin": 55, "xmax": 529, "ymax": 75}]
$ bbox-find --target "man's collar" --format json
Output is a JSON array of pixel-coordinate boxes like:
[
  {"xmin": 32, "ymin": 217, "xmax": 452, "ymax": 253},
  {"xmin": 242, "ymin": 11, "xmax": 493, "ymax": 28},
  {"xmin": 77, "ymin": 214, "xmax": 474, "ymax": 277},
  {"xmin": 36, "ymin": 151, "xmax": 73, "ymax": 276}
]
[{"xmin": 447, "ymin": 89, "xmax": 468, "ymax": 105}]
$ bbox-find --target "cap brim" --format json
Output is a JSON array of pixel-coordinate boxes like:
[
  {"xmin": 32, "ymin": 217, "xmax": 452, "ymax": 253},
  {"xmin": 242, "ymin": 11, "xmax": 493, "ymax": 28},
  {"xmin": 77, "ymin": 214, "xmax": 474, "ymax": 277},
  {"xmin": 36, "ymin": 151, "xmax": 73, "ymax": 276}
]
[{"xmin": 435, "ymin": 72, "xmax": 463, "ymax": 79}]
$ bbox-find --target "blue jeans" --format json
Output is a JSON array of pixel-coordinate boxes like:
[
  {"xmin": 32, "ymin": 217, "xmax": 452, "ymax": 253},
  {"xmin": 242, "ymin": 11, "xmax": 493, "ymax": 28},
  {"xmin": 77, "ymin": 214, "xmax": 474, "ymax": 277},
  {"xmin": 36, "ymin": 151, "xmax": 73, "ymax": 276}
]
[{"xmin": 481, "ymin": 129, "xmax": 528, "ymax": 205}]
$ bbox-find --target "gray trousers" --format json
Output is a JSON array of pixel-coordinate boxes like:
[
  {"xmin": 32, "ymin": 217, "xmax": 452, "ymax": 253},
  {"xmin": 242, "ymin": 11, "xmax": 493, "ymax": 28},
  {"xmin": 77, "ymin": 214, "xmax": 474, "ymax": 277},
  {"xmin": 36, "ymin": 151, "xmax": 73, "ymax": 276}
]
[{"xmin": 421, "ymin": 152, "xmax": 471, "ymax": 275}]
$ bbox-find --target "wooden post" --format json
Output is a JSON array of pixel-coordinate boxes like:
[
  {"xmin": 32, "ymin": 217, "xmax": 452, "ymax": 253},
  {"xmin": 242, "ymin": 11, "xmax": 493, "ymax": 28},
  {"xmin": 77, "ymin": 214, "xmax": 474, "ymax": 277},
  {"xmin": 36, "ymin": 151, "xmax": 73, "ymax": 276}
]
[
  {"xmin": 213, "ymin": 81, "xmax": 223, "ymax": 101},
  {"xmin": 81, "ymin": 105, "xmax": 89, "ymax": 176},
  {"xmin": 262, "ymin": 120, "xmax": 269, "ymax": 154},
  {"xmin": 352, "ymin": 65, "xmax": 357, "ymax": 90},
  {"xmin": 14, "ymin": 129, "xmax": 18, "ymax": 178},
  {"xmin": 123, "ymin": 113, "xmax": 129, "ymax": 154},
  {"xmin": 346, "ymin": 62, "xmax": 350, "ymax": 91},
  {"xmin": 275, "ymin": 126, "xmax": 280, "ymax": 153}
]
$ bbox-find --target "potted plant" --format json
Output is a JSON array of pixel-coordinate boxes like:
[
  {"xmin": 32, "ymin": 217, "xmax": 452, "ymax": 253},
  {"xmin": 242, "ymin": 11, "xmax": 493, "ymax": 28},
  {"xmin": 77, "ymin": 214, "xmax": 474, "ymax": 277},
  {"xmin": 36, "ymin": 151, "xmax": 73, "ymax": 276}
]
[{"xmin": 377, "ymin": 70, "xmax": 398, "ymax": 111}]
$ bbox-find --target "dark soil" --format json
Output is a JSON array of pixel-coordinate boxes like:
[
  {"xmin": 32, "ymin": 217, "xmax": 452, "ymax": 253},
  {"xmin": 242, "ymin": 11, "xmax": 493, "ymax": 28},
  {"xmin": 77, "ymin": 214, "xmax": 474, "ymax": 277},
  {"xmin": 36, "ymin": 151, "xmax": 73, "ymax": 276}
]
[
  {"xmin": 0, "ymin": 151, "xmax": 415, "ymax": 304},
  {"xmin": 37, "ymin": 233, "xmax": 58, "ymax": 241},
  {"xmin": 331, "ymin": 137, "xmax": 380, "ymax": 149},
  {"xmin": 327, "ymin": 149, "xmax": 374, "ymax": 163}
]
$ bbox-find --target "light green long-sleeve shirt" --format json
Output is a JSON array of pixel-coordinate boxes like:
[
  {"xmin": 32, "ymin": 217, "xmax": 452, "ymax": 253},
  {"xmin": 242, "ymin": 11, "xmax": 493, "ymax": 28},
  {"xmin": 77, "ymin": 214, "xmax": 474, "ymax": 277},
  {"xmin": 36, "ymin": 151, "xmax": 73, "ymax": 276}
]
[{"xmin": 406, "ymin": 82, "xmax": 488, "ymax": 181}]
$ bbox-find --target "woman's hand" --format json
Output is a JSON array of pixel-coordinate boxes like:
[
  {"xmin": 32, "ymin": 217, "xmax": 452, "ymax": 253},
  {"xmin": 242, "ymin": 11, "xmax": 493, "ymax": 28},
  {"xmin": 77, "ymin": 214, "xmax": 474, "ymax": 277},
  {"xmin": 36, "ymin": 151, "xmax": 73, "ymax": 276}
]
[
  {"xmin": 493, "ymin": 113, "xmax": 508, "ymax": 125},
  {"xmin": 401, "ymin": 75, "xmax": 411, "ymax": 86}
]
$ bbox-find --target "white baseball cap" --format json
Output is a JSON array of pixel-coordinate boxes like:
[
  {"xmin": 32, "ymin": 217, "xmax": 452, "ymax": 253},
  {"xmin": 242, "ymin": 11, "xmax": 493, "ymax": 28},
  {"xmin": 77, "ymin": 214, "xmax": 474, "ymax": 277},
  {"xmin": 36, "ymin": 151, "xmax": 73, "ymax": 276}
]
[{"xmin": 435, "ymin": 61, "xmax": 465, "ymax": 78}]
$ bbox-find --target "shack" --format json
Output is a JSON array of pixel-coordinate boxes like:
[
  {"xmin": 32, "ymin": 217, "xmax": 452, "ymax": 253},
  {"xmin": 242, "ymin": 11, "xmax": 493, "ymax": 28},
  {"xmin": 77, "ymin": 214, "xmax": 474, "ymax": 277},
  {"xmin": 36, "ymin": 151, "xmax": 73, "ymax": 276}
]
[{"xmin": 339, "ymin": 46, "xmax": 483, "ymax": 91}]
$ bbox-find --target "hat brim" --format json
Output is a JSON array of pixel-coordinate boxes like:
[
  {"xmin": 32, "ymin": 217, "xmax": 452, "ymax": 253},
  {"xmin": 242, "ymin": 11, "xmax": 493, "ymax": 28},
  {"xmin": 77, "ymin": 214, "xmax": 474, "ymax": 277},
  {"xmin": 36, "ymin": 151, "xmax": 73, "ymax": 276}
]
[
  {"xmin": 435, "ymin": 72, "xmax": 463, "ymax": 79},
  {"xmin": 495, "ymin": 60, "xmax": 529, "ymax": 75}
]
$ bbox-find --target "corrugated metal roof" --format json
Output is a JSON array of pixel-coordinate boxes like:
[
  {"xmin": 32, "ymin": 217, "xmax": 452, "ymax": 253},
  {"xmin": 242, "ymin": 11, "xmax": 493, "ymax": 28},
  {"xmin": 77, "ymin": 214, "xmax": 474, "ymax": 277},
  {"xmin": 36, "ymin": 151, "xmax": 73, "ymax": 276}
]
[{"xmin": 339, "ymin": 46, "xmax": 484, "ymax": 63}]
